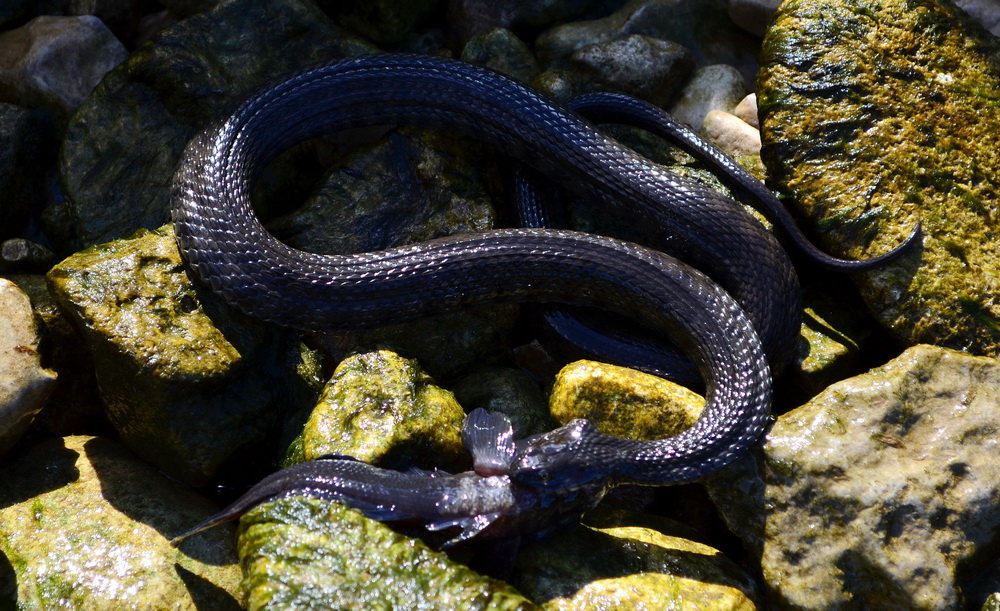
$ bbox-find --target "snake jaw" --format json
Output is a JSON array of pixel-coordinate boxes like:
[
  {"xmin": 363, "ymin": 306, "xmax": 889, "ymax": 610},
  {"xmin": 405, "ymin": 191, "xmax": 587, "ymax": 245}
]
[{"xmin": 509, "ymin": 419, "xmax": 612, "ymax": 492}]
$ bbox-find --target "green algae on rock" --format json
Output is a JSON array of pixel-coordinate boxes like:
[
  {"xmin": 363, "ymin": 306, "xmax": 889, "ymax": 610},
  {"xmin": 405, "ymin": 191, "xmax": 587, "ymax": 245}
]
[
  {"xmin": 47, "ymin": 225, "xmax": 321, "ymax": 484},
  {"xmin": 512, "ymin": 512, "xmax": 758, "ymax": 609},
  {"xmin": 60, "ymin": 0, "xmax": 377, "ymax": 248},
  {"xmin": 549, "ymin": 360, "xmax": 704, "ymax": 440},
  {"xmin": 285, "ymin": 350, "xmax": 467, "ymax": 472},
  {"xmin": 0, "ymin": 435, "xmax": 241, "ymax": 608},
  {"xmin": 709, "ymin": 345, "xmax": 1000, "ymax": 609},
  {"xmin": 238, "ymin": 496, "xmax": 535, "ymax": 610},
  {"xmin": 758, "ymin": 0, "xmax": 1000, "ymax": 356}
]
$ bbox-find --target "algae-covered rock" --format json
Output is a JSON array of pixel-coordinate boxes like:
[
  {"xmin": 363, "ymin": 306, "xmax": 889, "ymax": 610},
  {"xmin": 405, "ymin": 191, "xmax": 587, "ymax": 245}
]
[
  {"xmin": 0, "ymin": 435, "xmax": 241, "ymax": 608},
  {"xmin": 239, "ymin": 496, "xmax": 535, "ymax": 609},
  {"xmin": 710, "ymin": 345, "xmax": 1000, "ymax": 609},
  {"xmin": 549, "ymin": 360, "xmax": 704, "ymax": 439},
  {"xmin": 47, "ymin": 225, "xmax": 320, "ymax": 484},
  {"xmin": 758, "ymin": 0, "xmax": 1000, "ymax": 356},
  {"xmin": 60, "ymin": 0, "xmax": 377, "ymax": 248},
  {"xmin": 0, "ymin": 278, "xmax": 56, "ymax": 454},
  {"xmin": 286, "ymin": 350, "xmax": 467, "ymax": 472},
  {"xmin": 513, "ymin": 513, "xmax": 758, "ymax": 609}
]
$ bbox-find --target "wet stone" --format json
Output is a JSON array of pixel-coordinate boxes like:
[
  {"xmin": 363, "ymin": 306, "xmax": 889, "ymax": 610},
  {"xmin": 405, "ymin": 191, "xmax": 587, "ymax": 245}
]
[
  {"xmin": 0, "ymin": 435, "xmax": 241, "ymax": 608},
  {"xmin": 549, "ymin": 360, "xmax": 704, "ymax": 439},
  {"xmin": 512, "ymin": 511, "xmax": 758, "ymax": 609},
  {"xmin": 238, "ymin": 496, "xmax": 535, "ymax": 609},
  {"xmin": 60, "ymin": 0, "xmax": 377, "ymax": 248},
  {"xmin": 451, "ymin": 366, "xmax": 554, "ymax": 438},
  {"xmin": 569, "ymin": 34, "xmax": 693, "ymax": 106},
  {"xmin": 46, "ymin": 225, "xmax": 320, "ymax": 484},
  {"xmin": 0, "ymin": 278, "xmax": 56, "ymax": 455},
  {"xmin": 286, "ymin": 350, "xmax": 467, "ymax": 472},
  {"xmin": 758, "ymin": 0, "xmax": 1000, "ymax": 357},
  {"xmin": 709, "ymin": 345, "xmax": 1000, "ymax": 609},
  {"xmin": 0, "ymin": 16, "xmax": 127, "ymax": 121}
]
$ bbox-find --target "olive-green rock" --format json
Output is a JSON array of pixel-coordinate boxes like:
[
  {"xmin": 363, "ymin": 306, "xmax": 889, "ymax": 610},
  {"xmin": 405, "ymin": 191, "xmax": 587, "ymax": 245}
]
[
  {"xmin": 709, "ymin": 345, "xmax": 1000, "ymax": 609},
  {"xmin": 286, "ymin": 350, "xmax": 467, "ymax": 472},
  {"xmin": 60, "ymin": 0, "xmax": 377, "ymax": 248},
  {"xmin": 47, "ymin": 225, "xmax": 321, "ymax": 484},
  {"xmin": 550, "ymin": 360, "xmax": 704, "ymax": 439},
  {"xmin": 758, "ymin": 0, "xmax": 1000, "ymax": 356},
  {"xmin": 238, "ymin": 496, "xmax": 535, "ymax": 610},
  {"xmin": 451, "ymin": 366, "xmax": 554, "ymax": 437},
  {"xmin": 513, "ymin": 513, "xmax": 758, "ymax": 609},
  {"xmin": 0, "ymin": 435, "xmax": 240, "ymax": 608}
]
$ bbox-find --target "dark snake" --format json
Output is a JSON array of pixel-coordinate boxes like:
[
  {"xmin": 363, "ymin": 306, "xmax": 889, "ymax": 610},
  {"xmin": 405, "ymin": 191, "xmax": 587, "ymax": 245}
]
[{"xmin": 169, "ymin": 54, "xmax": 917, "ymax": 545}]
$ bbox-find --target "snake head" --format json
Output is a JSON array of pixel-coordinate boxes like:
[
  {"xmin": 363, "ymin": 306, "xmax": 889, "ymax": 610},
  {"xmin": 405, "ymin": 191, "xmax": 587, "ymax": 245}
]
[{"xmin": 509, "ymin": 419, "xmax": 611, "ymax": 493}]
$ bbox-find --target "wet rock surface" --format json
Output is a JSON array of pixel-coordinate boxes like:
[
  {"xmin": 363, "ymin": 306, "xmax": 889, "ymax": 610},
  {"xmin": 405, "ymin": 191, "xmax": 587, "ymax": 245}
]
[
  {"xmin": 709, "ymin": 345, "xmax": 1000, "ymax": 609},
  {"xmin": 0, "ymin": 435, "xmax": 240, "ymax": 607},
  {"xmin": 47, "ymin": 225, "xmax": 319, "ymax": 484},
  {"xmin": 758, "ymin": 0, "xmax": 1000, "ymax": 357}
]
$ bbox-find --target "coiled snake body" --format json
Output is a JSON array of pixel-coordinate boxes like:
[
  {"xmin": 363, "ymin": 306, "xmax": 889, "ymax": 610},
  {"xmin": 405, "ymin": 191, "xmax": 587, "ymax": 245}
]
[{"xmin": 169, "ymin": 54, "xmax": 910, "ymax": 543}]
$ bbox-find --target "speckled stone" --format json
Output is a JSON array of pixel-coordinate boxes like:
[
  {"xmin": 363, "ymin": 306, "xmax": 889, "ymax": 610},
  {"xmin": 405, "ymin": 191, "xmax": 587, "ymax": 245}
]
[
  {"xmin": 709, "ymin": 345, "xmax": 1000, "ymax": 609},
  {"xmin": 0, "ymin": 435, "xmax": 241, "ymax": 608},
  {"xmin": 284, "ymin": 350, "xmax": 467, "ymax": 472},
  {"xmin": 669, "ymin": 63, "xmax": 747, "ymax": 129},
  {"xmin": 47, "ymin": 225, "xmax": 322, "ymax": 484},
  {"xmin": 0, "ymin": 278, "xmax": 56, "ymax": 454},
  {"xmin": 513, "ymin": 512, "xmax": 758, "ymax": 609},
  {"xmin": 549, "ymin": 360, "xmax": 704, "ymax": 439},
  {"xmin": 0, "ymin": 15, "xmax": 127, "ymax": 120},
  {"xmin": 569, "ymin": 34, "xmax": 693, "ymax": 106},
  {"xmin": 238, "ymin": 496, "xmax": 534, "ymax": 609},
  {"xmin": 758, "ymin": 0, "xmax": 1000, "ymax": 357}
]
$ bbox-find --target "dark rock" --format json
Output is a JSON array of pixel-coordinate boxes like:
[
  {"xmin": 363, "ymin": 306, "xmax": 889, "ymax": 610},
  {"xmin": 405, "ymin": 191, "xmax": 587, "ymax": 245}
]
[
  {"xmin": 461, "ymin": 27, "xmax": 539, "ymax": 83},
  {"xmin": 0, "ymin": 239, "xmax": 57, "ymax": 273},
  {"xmin": 447, "ymin": 0, "xmax": 622, "ymax": 46},
  {"xmin": 726, "ymin": 0, "xmax": 780, "ymax": 37},
  {"xmin": 318, "ymin": 0, "xmax": 444, "ymax": 46},
  {"xmin": 0, "ymin": 104, "xmax": 58, "ymax": 242},
  {"xmin": 59, "ymin": 0, "xmax": 378, "ymax": 248},
  {"xmin": 451, "ymin": 366, "xmax": 553, "ymax": 437}
]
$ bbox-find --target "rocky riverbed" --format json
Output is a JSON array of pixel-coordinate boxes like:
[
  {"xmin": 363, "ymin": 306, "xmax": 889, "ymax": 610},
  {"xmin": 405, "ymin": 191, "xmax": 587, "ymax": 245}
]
[{"xmin": 1, "ymin": 0, "xmax": 999, "ymax": 608}]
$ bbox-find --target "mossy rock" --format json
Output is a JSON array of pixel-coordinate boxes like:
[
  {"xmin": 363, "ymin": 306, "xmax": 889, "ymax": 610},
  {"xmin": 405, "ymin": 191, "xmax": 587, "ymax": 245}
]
[
  {"xmin": 47, "ymin": 225, "xmax": 322, "ymax": 484},
  {"xmin": 0, "ymin": 436, "xmax": 240, "ymax": 608},
  {"xmin": 238, "ymin": 496, "xmax": 535, "ymax": 609},
  {"xmin": 285, "ymin": 350, "xmax": 467, "ymax": 472},
  {"xmin": 758, "ymin": 0, "xmax": 1000, "ymax": 356}
]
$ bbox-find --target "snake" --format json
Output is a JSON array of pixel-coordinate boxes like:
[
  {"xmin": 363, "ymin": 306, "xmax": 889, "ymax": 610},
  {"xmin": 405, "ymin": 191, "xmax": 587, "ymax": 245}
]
[{"xmin": 169, "ymin": 54, "xmax": 916, "ymax": 544}]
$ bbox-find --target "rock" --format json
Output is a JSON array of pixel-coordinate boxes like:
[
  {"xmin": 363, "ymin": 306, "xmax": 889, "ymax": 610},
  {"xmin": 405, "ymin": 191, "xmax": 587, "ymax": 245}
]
[
  {"xmin": 512, "ymin": 511, "xmax": 758, "ymax": 608},
  {"xmin": 0, "ymin": 238, "xmax": 57, "ymax": 273},
  {"xmin": 0, "ymin": 16, "xmax": 127, "ymax": 121},
  {"xmin": 285, "ymin": 350, "xmax": 467, "ymax": 472},
  {"xmin": 758, "ymin": 0, "xmax": 1000, "ymax": 357},
  {"xmin": 726, "ymin": 0, "xmax": 780, "ymax": 37},
  {"xmin": 1, "ymin": 274, "xmax": 106, "ymax": 435},
  {"xmin": 157, "ymin": 0, "xmax": 221, "ymax": 17},
  {"xmin": 569, "ymin": 34, "xmax": 693, "ymax": 106},
  {"xmin": 0, "ymin": 435, "xmax": 241, "ymax": 607},
  {"xmin": 669, "ymin": 64, "xmax": 746, "ymax": 129},
  {"xmin": 955, "ymin": 0, "xmax": 1000, "ymax": 36},
  {"xmin": 709, "ymin": 345, "xmax": 1000, "ymax": 609},
  {"xmin": 0, "ymin": 104, "xmax": 58, "ymax": 242},
  {"xmin": 448, "ymin": 0, "xmax": 619, "ymax": 46},
  {"xmin": 238, "ymin": 496, "xmax": 534, "ymax": 609},
  {"xmin": 318, "ymin": 0, "xmax": 443, "ymax": 46},
  {"xmin": 733, "ymin": 92, "xmax": 758, "ymax": 127},
  {"xmin": 535, "ymin": 0, "xmax": 759, "ymax": 83},
  {"xmin": 60, "ymin": 0, "xmax": 377, "ymax": 248},
  {"xmin": 549, "ymin": 360, "xmax": 704, "ymax": 439},
  {"xmin": 47, "ymin": 225, "xmax": 322, "ymax": 484},
  {"xmin": 0, "ymin": 279, "xmax": 56, "ymax": 454},
  {"xmin": 701, "ymin": 109, "xmax": 760, "ymax": 157},
  {"xmin": 451, "ymin": 366, "xmax": 553, "ymax": 437},
  {"xmin": 461, "ymin": 27, "xmax": 539, "ymax": 84}
]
